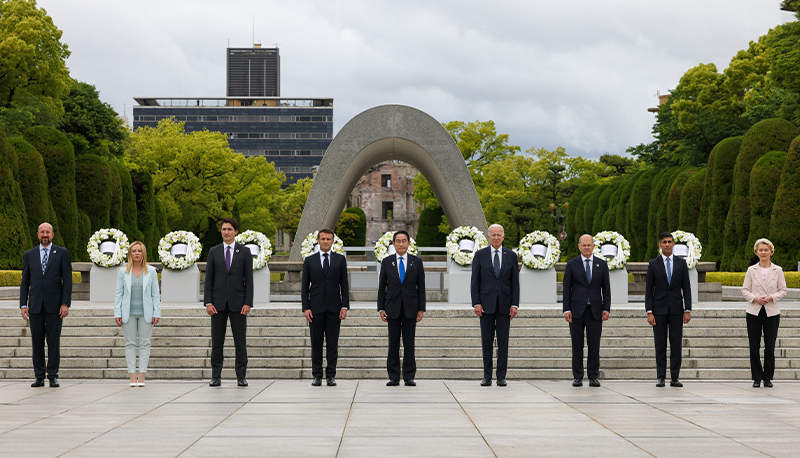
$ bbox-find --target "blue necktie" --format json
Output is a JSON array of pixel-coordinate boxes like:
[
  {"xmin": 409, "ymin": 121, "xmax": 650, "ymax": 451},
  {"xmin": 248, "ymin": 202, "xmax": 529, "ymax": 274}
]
[
  {"xmin": 41, "ymin": 248, "xmax": 48, "ymax": 276},
  {"xmin": 665, "ymin": 257, "xmax": 672, "ymax": 285},
  {"xmin": 399, "ymin": 257, "xmax": 405, "ymax": 284},
  {"xmin": 585, "ymin": 258, "xmax": 591, "ymax": 283}
]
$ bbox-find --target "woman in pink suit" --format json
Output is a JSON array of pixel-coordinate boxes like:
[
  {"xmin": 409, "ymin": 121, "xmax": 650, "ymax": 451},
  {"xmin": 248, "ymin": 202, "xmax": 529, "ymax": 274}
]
[{"xmin": 741, "ymin": 238, "xmax": 787, "ymax": 388}]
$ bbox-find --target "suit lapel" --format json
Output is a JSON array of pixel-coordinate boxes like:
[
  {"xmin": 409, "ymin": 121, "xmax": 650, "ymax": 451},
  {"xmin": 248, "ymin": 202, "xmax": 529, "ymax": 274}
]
[{"xmin": 43, "ymin": 246, "xmax": 57, "ymax": 277}]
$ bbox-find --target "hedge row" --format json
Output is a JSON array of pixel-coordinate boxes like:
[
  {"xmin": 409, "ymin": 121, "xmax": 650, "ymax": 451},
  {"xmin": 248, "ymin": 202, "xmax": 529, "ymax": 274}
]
[
  {"xmin": 0, "ymin": 270, "xmax": 82, "ymax": 287},
  {"xmin": 706, "ymin": 271, "xmax": 800, "ymax": 288}
]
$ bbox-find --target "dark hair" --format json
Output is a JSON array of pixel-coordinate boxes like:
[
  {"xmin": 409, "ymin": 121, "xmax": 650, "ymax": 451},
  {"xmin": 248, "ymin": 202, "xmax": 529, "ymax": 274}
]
[
  {"xmin": 220, "ymin": 217, "xmax": 239, "ymax": 231},
  {"xmin": 318, "ymin": 228, "xmax": 334, "ymax": 238},
  {"xmin": 658, "ymin": 232, "xmax": 673, "ymax": 242},
  {"xmin": 393, "ymin": 230, "xmax": 410, "ymax": 242}
]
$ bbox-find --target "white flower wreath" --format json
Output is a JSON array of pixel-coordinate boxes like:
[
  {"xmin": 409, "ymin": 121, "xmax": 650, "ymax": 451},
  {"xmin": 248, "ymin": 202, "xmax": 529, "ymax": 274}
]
[
  {"xmin": 374, "ymin": 231, "xmax": 419, "ymax": 263},
  {"xmin": 86, "ymin": 228, "xmax": 130, "ymax": 268},
  {"xmin": 446, "ymin": 226, "xmax": 488, "ymax": 266},
  {"xmin": 661, "ymin": 230, "xmax": 703, "ymax": 269},
  {"xmin": 517, "ymin": 231, "xmax": 560, "ymax": 270},
  {"xmin": 235, "ymin": 230, "xmax": 272, "ymax": 270},
  {"xmin": 158, "ymin": 230, "xmax": 202, "ymax": 271},
  {"xmin": 592, "ymin": 231, "xmax": 631, "ymax": 271},
  {"xmin": 300, "ymin": 231, "xmax": 345, "ymax": 259}
]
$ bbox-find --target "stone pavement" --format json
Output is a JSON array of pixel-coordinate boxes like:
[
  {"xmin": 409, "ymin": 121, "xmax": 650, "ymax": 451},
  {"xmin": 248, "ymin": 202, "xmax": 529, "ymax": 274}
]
[{"xmin": 1, "ymin": 379, "xmax": 799, "ymax": 457}]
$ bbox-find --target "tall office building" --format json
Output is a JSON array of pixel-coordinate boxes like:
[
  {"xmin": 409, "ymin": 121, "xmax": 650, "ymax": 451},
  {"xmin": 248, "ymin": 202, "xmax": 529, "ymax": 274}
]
[{"xmin": 227, "ymin": 45, "xmax": 280, "ymax": 97}]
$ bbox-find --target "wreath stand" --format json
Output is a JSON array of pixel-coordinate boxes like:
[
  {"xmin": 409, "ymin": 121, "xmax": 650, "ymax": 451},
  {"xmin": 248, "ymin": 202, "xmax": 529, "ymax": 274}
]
[
  {"xmin": 520, "ymin": 266, "xmax": 556, "ymax": 304},
  {"xmin": 609, "ymin": 268, "xmax": 628, "ymax": 304},
  {"xmin": 253, "ymin": 265, "xmax": 271, "ymax": 303},
  {"xmin": 161, "ymin": 265, "xmax": 200, "ymax": 303},
  {"xmin": 89, "ymin": 264, "xmax": 124, "ymax": 302},
  {"xmin": 446, "ymin": 258, "xmax": 473, "ymax": 303}
]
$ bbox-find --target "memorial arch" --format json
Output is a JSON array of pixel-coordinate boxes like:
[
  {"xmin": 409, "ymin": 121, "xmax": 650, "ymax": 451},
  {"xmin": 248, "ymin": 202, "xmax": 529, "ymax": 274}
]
[{"xmin": 289, "ymin": 104, "xmax": 487, "ymax": 261}]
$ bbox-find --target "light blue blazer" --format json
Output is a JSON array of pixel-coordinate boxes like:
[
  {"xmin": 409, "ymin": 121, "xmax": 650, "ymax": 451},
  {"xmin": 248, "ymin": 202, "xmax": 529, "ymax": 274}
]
[{"xmin": 114, "ymin": 268, "xmax": 161, "ymax": 324}]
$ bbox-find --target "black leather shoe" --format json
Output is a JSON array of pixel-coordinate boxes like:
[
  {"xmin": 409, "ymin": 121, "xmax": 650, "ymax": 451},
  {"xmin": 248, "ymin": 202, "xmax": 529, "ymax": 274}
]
[
  {"xmin": 208, "ymin": 378, "xmax": 221, "ymax": 387},
  {"xmin": 752, "ymin": 380, "xmax": 760, "ymax": 388},
  {"xmin": 48, "ymin": 376, "xmax": 59, "ymax": 388},
  {"xmin": 311, "ymin": 377, "xmax": 322, "ymax": 386},
  {"xmin": 326, "ymin": 377, "xmax": 336, "ymax": 386},
  {"xmin": 656, "ymin": 377, "xmax": 665, "ymax": 387},
  {"xmin": 670, "ymin": 379, "xmax": 683, "ymax": 387},
  {"xmin": 589, "ymin": 378, "xmax": 601, "ymax": 387},
  {"xmin": 572, "ymin": 379, "xmax": 583, "ymax": 387},
  {"xmin": 480, "ymin": 378, "xmax": 492, "ymax": 387},
  {"xmin": 496, "ymin": 379, "xmax": 507, "ymax": 387},
  {"xmin": 404, "ymin": 379, "xmax": 416, "ymax": 386},
  {"xmin": 31, "ymin": 379, "xmax": 45, "ymax": 388},
  {"xmin": 764, "ymin": 379, "xmax": 773, "ymax": 388},
  {"xmin": 237, "ymin": 378, "xmax": 248, "ymax": 387},
  {"xmin": 386, "ymin": 380, "xmax": 400, "ymax": 386}
]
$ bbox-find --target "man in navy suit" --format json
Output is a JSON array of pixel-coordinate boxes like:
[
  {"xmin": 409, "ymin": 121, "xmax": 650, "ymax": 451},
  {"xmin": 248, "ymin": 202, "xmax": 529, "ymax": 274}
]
[
  {"xmin": 378, "ymin": 230, "xmax": 425, "ymax": 386},
  {"xmin": 646, "ymin": 232, "xmax": 692, "ymax": 387},
  {"xmin": 471, "ymin": 224, "xmax": 520, "ymax": 386},
  {"xmin": 204, "ymin": 217, "xmax": 254, "ymax": 387},
  {"xmin": 563, "ymin": 234, "xmax": 611, "ymax": 387},
  {"xmin": 302, "ymin": 228, "xmax": 349, "ymax": 387},
  {"xmin": 20, "ymin": 222, "xmax": 72, "ymax": 387}
]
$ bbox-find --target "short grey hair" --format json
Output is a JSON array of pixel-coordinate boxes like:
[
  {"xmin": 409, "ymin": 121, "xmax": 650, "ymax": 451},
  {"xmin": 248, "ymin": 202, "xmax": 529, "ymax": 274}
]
[
  {"xmin": 488, "ymin": 224, "xmax": 504, "ymax": 235},
  {"xmin": 753, "ymin": 238, "xmax": 774, "ymax": 254}
]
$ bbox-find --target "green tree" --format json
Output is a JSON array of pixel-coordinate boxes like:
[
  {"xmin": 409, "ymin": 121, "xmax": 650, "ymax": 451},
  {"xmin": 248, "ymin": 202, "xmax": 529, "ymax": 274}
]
[
  {"xmin": 130, "ymin": 167, "xmax": 157, "ymax": 253},
  {"xmin": 276, "ymin": 178, "xmax": 313, "ymax": 240},
  {"xmin": 599, "ymin": 153, "xmax": 637, "ymax": 177},
  {"xmin": 416, "ymin": 207, "xmax": 446, "ymax": 247},
  {"xmin": 107, "ymin": 161, "xmax": 123, "ymax": 230},
  {"xmin": 704, "ymin": 137, "xmax": 742, "ymax": 263},
  {"xmin": 59, "ymin": 80, "xmax": 129, "ymax": 157},
  {"xmin": 647, "ymin": 167, "xmax": 680, "ymax": 260},
  {"xmin": 0, "ymin": 127, "xmax": 30, "ymax": 267},
  {"xmin": 334, "ymin": 212, "xmax": 362, "ymax": 247},
  {"xmin": 770, "ymin": 136, "xmax": 800, "ymax": 269},
  {"xmin": 75, "ymin": 154, "xmax": 112, "ymax": 232},
  {"xmin": 667, "ymin": 168, "xmax": 697, "ymax": 230},
  {"xmin": 343, "ymin": 207, "xmax": 366, "ymax": 246},
  {"xmin": 567, "ymin": 183, "xmax": 597, "ymax": 258},
  {"xmin": 678, "ymin": 169, "xmax": 706, "ymax": 234},
  {"xmin": 628, "ymin": 170, "xmax": 657, "ymax": 261},
  {"xmin": 748, "ymin": 151, "xmax": 787, "ymax": 252},
  {"xmin": 111, "ymin": 161, "xmax": 142, "ymax": 241}
]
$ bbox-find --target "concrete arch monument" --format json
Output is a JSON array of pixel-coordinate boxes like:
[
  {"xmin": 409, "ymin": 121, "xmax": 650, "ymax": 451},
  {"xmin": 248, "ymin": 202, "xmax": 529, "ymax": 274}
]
[{"xmin": 290, "ymin": 104, "xmax": 487, "ymax": 261}]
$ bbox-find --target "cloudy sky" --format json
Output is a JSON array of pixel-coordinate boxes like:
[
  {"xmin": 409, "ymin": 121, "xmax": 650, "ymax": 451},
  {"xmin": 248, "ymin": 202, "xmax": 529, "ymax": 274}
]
[{"xmin": 37, "ymin": 0, "xmax": 793, "ymax": 159}]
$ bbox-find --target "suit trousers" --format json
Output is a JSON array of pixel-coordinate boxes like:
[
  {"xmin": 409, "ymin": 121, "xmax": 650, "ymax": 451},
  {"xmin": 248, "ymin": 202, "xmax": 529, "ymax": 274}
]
[
  {"xmin": 480, "ymin": 308, "xmax": 510, "ymax": 380},
  {"xmin": 310, "ymin": 311, "xmax": 341, "ymax": 378},
  {"xmin": 653, "ymin": 313, "xmax": 683, "ymax": 380},
  {"xmin": 28, "ymin": 310, "xmax": 62, "ymax": 379},
  {"xmin": 569, "ymin": 310, "xmax": 602, "ymax": 380},
  {"xmin": 387, "ymin": 304, "xmax": 417, "ymax": 382},
  {"xmin": 121, "ymin": 315, "xmax": 153, "ymax": 373},
  {"xmin": 210, "ymin": 308, "xmax": 248, "ymax": 379},
  {"xmin": 746, "ymin": 308, "xmax": 780, "ymax": 382}
]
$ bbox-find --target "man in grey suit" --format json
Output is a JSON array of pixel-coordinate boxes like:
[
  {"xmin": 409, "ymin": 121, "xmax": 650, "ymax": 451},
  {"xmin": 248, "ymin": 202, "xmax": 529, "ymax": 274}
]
[
  {"xmin": 646, "ymin": 232, "xmax": 692, "ymax": 387},
  {"xmin": 471, "ymin": 224, "xmax": 520, "ymax": 387},
  {"xmin": 20, "ymin": 222, "xmax": 72, "ymax": 387},
  {"xmin": 204, "ymin": 217, "xmax": 254, "ymax": 387},
  {"xmin": 378, "ymin": 230, "xmax": 425, "ymax": 386}
]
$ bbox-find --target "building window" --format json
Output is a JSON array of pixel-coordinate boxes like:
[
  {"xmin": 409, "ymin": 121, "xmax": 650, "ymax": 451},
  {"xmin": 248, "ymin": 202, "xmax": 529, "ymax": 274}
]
[
  {"xmin": 381, "ymin": 174, "xmax": 391, "ymax": 188},
  {"xmin": 382, "ymin": 202, "xmax": 394, "ymax": 220}
]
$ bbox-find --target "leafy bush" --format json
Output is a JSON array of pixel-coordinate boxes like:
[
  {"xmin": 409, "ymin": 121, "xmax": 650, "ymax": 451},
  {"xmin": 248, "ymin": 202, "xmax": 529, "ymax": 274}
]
[
  {"xmin": 0, "ymin": 270, "xmax": 81, "ymax": 287},
  {"xmin": 667, "ymin": 168, "xmax": 696, "ymax": 230},
  {"xmin": 0, "ymin": 129, "xmax": 30, "ymax": 269},
  {"xmin": 706, "ymin": 271, "xmax": 800, "ymax": 288},
  {"xmin": 748, "ymin": 151, "xmax": 787, "ymax": 253},
  {"xmin": 416, "ymin": 207, "xmax": 447, "ymax": 247},
  {"xmin": 75, "ymin": 154, "xmax": 112, "ymax": 232},
  {"xmin": 770, "ymin": 136, "xmax": 800, "ymax": 269},
  {"xmin": 704, "ymin": 137, "xmax": 742, "ymax": 263},
  {"xmin": 679, "ymin": 169, "xmax": 706, "ymax": 234},
  {"xmin": 628, "ymin": 170, "xmax": 657, "ymax": 261}
]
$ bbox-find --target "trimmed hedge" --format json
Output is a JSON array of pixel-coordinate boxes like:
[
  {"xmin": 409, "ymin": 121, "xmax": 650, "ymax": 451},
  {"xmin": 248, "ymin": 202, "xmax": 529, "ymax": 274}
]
[
  {"xmin": 614, "ymin": 176, "xmax": 637, "ymax": 249},
  {"xmin": 0, "ymin": 129, "xmax": 31, "ymax": 269},
  {"xmin": 0, "ymin": 270, "xmax": 81, "ymax": 287},
  {"xmin": 647, "ymin": 167, "xmax": 683, "ymax": 260},
  {"xmin": 416, "ymin": 207, "xmax": 446, "ymax": 247},
  {"xmin": 581, "ymin": 185, "xmax": 605, "ymax": 238},
  {"xmin": 111, "ymin": 161, "xmax": 141, "ymax": 241},
  {"xmin": 770, "ymin": 136, "xmax": 800, "ymax": 270},
  {"xmin": 667, "ymin": 168, "xmax": 696, "ymax": 231},
  {"xmin": 131, "ymin": 168, "xmax": 158, "ymax": 252},
  {"xmin": 592, "ymin": 184, "xmax": 615, "ymax": 235},
  {"xmin": 748, "ymin": 151, "xmax": 787, "ymax": 255},
  {"xmin": 628, "ymin": 170, "xmax": 657, "ymax": 261},
  {"xmin": 565, "ymin": 183, "xmax": 597, "ymax": 257},
  {"xmin": 343, "ymin": 207, "xmax": 367, "ymax": 246},
  {"xmin": 704, "ymin": 136, "xmax": 742, "ymax": 264},
  {"xmin": 678, "ymin": 169, "xmax": 706, "ymax": 234},
  {"xmin": 722, "ymin": 119, "xmax": 799, "ymax": 271},
  {"xmin": 108, "ymin": 161, "xmax": 124, "ymax": 230},
  {"xmin": 706, "ymin": 271, "xmax": 800, "ymax": 288},
  {"xmin": 75, "ymin": 154, "xmax": 112, "ymax": 232},
  {"xmin": 601, "ymin": 181, "xmax": 623, "ymax": 229}
]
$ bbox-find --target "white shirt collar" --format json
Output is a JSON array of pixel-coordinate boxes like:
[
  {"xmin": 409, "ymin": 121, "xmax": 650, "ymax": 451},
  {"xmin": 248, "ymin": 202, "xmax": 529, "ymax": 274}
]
[
  {"xmin": 40, "ymin": 245, "xmax": 50, "ymax": 251},
  {"xmin": 224, "ymin": 241, "xmax": 235, "ymax": 249},
  {"xmin": 582, "ymin": 255, "xmax": 592, "ymax": 262},
  {"xmin": 661, "ymin": 253, "xmax": 673, "ymax": 262}
]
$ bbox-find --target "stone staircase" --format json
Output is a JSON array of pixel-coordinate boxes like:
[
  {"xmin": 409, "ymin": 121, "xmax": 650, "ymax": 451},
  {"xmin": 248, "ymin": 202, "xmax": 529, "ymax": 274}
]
[{"xmin": 2, "ymin": 306, "xmax": 799, "ymax": 381}]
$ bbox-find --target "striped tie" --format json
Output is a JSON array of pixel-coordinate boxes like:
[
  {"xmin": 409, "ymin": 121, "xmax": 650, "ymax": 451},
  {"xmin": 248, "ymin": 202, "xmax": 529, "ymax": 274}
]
[{"xmin": 41, "ymin": 248, "xmax": 48, "ymax": 276}]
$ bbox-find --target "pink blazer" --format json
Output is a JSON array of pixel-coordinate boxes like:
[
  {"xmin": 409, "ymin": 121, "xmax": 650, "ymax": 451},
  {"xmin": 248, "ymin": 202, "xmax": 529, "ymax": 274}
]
[{"xmin": 741, "ymin": 263, "xmax": 787, "ymax": 317}]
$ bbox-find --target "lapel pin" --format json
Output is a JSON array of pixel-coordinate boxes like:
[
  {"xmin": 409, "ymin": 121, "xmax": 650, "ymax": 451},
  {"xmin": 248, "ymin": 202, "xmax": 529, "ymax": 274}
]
[
  {"xmin": 392, "ymin": 262, "xmax": 396, "ymax": 267},
  {"xmin": 235, "ymin": 249, "xmax": 239, "ymax": 253}
]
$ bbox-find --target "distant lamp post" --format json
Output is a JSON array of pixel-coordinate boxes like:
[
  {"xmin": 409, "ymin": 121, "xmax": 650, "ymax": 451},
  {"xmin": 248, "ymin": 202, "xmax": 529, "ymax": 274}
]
[{"xmin": 550, "ymin": 202, "xmax": 569, "ymax": 241}]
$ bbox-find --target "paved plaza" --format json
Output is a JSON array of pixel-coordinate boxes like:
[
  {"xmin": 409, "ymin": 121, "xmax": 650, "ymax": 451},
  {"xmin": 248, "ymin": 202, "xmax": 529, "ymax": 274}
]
[{"xmin": 1, "ymin": 379, "xmax": 799, "ymax": 458}]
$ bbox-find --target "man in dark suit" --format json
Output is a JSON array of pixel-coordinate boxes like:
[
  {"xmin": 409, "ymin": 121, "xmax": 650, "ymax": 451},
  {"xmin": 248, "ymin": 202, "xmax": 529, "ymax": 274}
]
[
  {"xmin": 20, "ymin": 222, "xmax": 72, "ymax": 388},
  {"xmin": 646, "ymin": 231, "xmax": 692, "ymax": 387},
  {"xmin": 378, "ymin": 230, "xmax": 425, "ymax": 386},
  {"xmin": 302, "ymin": 228, "xmax": 349, "ymax": 387},
  {"xmin": 204, "ymin": 217, "xmax": 254, "ymax": 387},
  {"xmin": 471, "ymin": 224, "xmax": 520, "ymax": 387},
  {"xmin": 563, "ymin": 234, "xmax": 611, "ymax": 387}
]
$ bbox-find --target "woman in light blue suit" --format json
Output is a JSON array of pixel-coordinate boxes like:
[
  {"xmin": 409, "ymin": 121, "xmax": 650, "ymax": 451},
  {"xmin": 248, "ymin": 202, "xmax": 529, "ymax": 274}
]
[{"xmin": 114, "ymin": 241, "xmax": 160, "ymax": 387}]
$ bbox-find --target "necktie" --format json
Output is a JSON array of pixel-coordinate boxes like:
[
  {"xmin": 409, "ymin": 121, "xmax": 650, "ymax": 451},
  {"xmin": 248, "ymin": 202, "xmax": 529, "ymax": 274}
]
[
  {"xmin": 41, "ymin": 248, "xmax": 48, "ymax": 276},
  {"xmin": 323, "ymin": 252, "xmax": 330, "ymax": 275},
  {"xmin": 226, "ymin": 246, "xmax": 231, "ymax": 273},
  {"xmin": 665, "ymin": 257, "xmax": 672, "ymax": 285},
  {"xmin": 585, "ymin": 259, "xmax": 592, "ymax": 283},
  {"xmin": 493, "ymin": 250, "xmax": 501, "ymax": 278},
  {"xmin": 399, "ymin": 257, "xmax": 405, "ymax": 284}
]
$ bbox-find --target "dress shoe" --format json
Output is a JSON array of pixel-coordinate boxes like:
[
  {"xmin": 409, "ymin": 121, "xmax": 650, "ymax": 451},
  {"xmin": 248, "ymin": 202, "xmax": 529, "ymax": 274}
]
[
  {"xmin": 496, "ymin": 379, "xmax": 507, "ymax": 387},
  {"xmin": 48, "ymin": 376, "xmax": 59, "ymax": 388},
  {"xmin": 208, "ymin": 378, "xmax": 221, "ymax": 387},
  {"xmin": 670, "ymin": 379, "xmax": 683, "ymax": 387},
  {"xmin": 326, "ymin": 377, "xmax": 337, "ymax": 386},
  {"xmin": 404, "ymin": 379, "xmax": 416, "ymax": 386},
  {"xmin": 764, "ymin": 379, "xmax": 773, "ymax": 388},
  {"xmin": 386, "ymin": 380, "xmax": 400, "ymax": 386},
  {"xmin": 237, "ymin": 378, "xmax": 248, "ymax": 387},
  {"xmin": 572, "ymin": 378, "xmax": 583, "ymax": 387},
  {"xmin": 480, "ymin": 378, "xmax": 492, "ymax": 387},
  {"xmin": 656, "ymin": 377, "xmax": 666, "ymax": 387},
  {"xmin": 31, "ymin": 378, "xmax": 45, "ymax": 388},
  {"xmin": 589, "ymin": 378, "xmax": 601, "ymax": 387},
  {"xmin": 753, "ymin": 380, "xmax": 760, "ymax": 388},
  {"xmin": 311, "ymin": 377, "xmax": 322, "ymax": 386}
]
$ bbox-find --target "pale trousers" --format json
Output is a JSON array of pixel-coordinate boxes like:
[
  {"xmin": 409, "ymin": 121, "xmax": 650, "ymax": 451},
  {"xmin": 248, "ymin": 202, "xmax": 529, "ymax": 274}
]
[{"xmin": 121, "ymin": 315, "xmax": 153, "ymax": 373}]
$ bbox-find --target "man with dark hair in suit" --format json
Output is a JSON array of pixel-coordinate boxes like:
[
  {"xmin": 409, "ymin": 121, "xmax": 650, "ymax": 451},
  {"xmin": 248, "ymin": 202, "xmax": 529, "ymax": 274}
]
[
  {"xmin": 205, "ymin": 217, "xmax": 254, "ymax": 387},
  {"xmin": 378, "ymin": 230, "xmax": 425, "ymax": 386},
  {"xmin": 646, "ymin": 231, "xmax": 692, "ymax": 387},
  {"xmin": 20, "ymin": 222, "xmax": 72, "ymax": 388},
  {"xmin": 563, "ymin": 234, "xmax": 611, "ymax": 387},
  {"xmin": 302, "ymin": 228, "xmax": 349, "ymax": 387},
  {"xmin": 471, "ymin": 224, "xmax": 520, "ymax": 387}
]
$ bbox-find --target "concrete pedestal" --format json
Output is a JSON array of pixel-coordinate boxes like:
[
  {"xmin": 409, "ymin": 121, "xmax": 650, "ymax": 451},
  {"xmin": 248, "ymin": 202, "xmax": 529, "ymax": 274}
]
[
  {"xmin": 253, "ymin": 265, "xmax": 271, "ymax": 303},
  {"xmin": 519, "ymin": 267, "xmax": 556, "ymax": 303},
  {"xmin": 350, "ymin": 264, "xmax": 380, "ymax": 290},
  {"xmin": 89, "ymin": 264, "xmax": 123, "ymax": 302},
  {"xmin": 689, "ymin": 267, "xmax": 698, "ymax": 305},
  {"xmin": 609, "ymin": 268, "xmax": 628, "ymax": 304},
  {"xmin": 447, "ymin": 262, "xmax": 473, "ymax": 304},
  {"xmin": 161, "ymin": 265, "xmax": 200, "ymax": 303}
]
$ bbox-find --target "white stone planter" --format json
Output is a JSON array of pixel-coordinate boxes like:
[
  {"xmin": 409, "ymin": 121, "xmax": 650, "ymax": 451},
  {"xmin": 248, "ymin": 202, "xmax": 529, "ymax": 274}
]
[
  {"xmin": 253, "ymin": 265, "xmax": 271, "ymax": 303},
  {"xmin": 609, "ymin": 268, "xmax": 628, "ymax": 304},
  {"xmin": 89, "ymin": 264, "xmax": 123, "ymax": 302},
  {"xmin": 161, "ymin": 265, "xmax": 200, "ymax": 303},
  {"xmin": 447, "ymin": 261, "xmax": 473, "ymax": 303},
  {"xmin": 520, "ymin": 267, "xmax": 556, "ymax": 304},
  {"xmin": 689, "ymin": 267, "xmax": 698, "ymax": 305}
]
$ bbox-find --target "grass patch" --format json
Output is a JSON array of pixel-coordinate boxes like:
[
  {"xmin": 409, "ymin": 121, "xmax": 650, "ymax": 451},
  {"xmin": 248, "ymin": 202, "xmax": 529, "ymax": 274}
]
[{"xmin": 0, "ymin": 270, "xmax": 82, "ymax": 287}]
